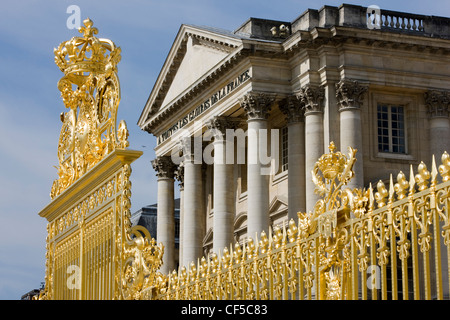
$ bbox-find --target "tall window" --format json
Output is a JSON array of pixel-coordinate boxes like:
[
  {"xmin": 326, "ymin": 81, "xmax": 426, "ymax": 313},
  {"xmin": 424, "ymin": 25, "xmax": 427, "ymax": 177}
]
[
  {"xmin": 240, "ymin": 163, "xmax": 247, "ymax": 194},
  {"xmin": 281, "ymin": 126, "xmax": 288, "ymax": 172},
  {"xmin": 377, "ymin": 104, "xmax": 406, "ymax": 154},
  {"xmin": 240, "ymin": 141, "xmax": 247, "ymax": 194}
]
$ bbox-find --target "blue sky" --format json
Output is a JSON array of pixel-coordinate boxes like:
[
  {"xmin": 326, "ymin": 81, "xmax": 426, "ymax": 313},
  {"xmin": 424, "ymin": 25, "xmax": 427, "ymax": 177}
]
[{"xmin": 0, "ymin": 0, "xmax": 449, "ymax": 300}]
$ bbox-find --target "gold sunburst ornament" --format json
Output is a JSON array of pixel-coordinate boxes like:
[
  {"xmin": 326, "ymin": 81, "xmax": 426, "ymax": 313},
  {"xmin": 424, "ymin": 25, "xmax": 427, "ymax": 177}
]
[{"xmin": 51, "ymin": 18, "xmax": 129, "ymax": 199}]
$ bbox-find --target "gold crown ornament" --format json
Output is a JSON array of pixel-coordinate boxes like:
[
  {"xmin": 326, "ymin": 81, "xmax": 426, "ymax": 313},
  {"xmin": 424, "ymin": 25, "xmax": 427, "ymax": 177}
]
[
  {"xmin": 317, "ymin": 142, "xmax": 347, "ymax": 180},
  {"xmin": 51, "ymin": 18, "xmax": 129, "ymax": 199},
  {"xmin": 311, "ymin": 142, "xmax": 357, "ymax": 203},
  {"xmin": 54, "ymin": 18, "xmax": 121, "ymax": 77}
]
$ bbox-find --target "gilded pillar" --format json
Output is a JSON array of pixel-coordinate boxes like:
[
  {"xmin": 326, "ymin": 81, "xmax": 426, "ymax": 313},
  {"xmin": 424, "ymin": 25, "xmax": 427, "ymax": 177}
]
[
  {"xmin": 152, "ymin": 155, "xmax": 176, "ymax": 274},
  {"xmin": 279, "ymin": 95, "xmax": 306, "ymax": 220}
]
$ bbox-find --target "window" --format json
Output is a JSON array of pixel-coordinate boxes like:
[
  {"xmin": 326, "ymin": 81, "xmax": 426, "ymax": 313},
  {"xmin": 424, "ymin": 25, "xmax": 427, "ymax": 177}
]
[
  {"xmin": 175, "ymin": 216, "xmax": 180, "ymax": 240},
  {"xmin": 377, "ymin": 104, "xmax": 406, "ymax": 154},
  {"xmin": 239, "ymin": 140, "xmax": 247, "ymax": 196},
  {"xmin": 240, "ymin": 163, "xmax": 247, "ymax": 194},
  {"xmin": 210, "ymin": 165, "xmax": 214, "ymax": 211},
  {"xmin": 281, "ymin": 126, "xmax": 288, "ymax": 172}
]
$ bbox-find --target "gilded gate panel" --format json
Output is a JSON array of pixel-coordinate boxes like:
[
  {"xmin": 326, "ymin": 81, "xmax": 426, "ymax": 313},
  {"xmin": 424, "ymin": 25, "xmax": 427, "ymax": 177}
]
[{"xmin": 37, "ymin": 19, "xmax": 163, "ymax": 300}]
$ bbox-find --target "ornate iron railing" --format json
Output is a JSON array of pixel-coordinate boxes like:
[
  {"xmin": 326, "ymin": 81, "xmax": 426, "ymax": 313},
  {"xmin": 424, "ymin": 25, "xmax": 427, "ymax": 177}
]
[{"xmin": 147, "ymin": 145, "xmax": 450, "ymax": 300}]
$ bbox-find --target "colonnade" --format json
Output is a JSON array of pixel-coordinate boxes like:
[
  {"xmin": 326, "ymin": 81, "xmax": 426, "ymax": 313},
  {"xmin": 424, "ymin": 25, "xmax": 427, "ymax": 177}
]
[{"xmin": 152, "ymin": 81, "xmax": 450, "ymax": 274}]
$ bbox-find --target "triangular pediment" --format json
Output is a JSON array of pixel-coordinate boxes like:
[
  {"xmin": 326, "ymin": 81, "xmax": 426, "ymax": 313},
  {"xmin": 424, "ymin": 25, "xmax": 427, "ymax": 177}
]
[
  {"xmin": 161, "ymin": 36, "xmax": 230, "ymax": 108},
  {"xmin": 269, "ymin": 196, "xmax": 288, "ymax": 214},
  {"xmin": 138, "ymin": 24, "xmax": 244, "ymax": 129}
]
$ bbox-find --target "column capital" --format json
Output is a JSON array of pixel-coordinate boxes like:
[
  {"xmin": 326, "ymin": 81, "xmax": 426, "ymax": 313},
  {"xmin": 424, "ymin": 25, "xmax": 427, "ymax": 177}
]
[
  {"xmin": 240, "ymin": 91, "xmax": 277, "ymax": 120},
  {"xmin": 335, "ymin": 79, "xmax": 368, "ymax": 112},
  {"xmin": 178, "ymin": 136, "xmax": 200, "ymax": 163},
  {"xmin": 279, "ymin": 95, "xmax": 304, "ymax": 123},
  {"xmin": 207, "ymin": 116, "xmax": 242, "ymax": 140},
  {"xmin": 424, "ymin": 89, "xmax": 450, "ymax": 119},
  {"xmin": 296, "ymin": 84, "xmax": 325, "ymax": 115},
  {"xmin": 152, "ymin": 155, "xmax": 176, "ymax": 179},
  {"xmin": 174, "ymin": 163, "xmax": 184, "ymax": 189}
]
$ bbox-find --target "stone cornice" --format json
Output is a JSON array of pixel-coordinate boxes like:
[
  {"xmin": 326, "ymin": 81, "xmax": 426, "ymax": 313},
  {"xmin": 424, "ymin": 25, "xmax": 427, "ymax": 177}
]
[
  {"xmin": 335, "ymin": 79, "xmax": 368, "ymax": 111},
  {"xmin": 282, "ymin": 24, "xmax": 450, "ymax": 60},
  {"xmin": 424, "ymin": 90, "xmax": 450, "ymax": 119}
]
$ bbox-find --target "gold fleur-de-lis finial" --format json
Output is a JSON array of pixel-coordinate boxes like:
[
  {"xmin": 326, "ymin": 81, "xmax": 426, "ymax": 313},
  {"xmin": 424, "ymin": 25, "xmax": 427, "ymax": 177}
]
[
  {"xmin": 329, "ymin": 141, "xmax": 336, "ymax": 153},
  {"xmin": 79, "ymin": 18, "xmax": 98, "ymax": 38}
]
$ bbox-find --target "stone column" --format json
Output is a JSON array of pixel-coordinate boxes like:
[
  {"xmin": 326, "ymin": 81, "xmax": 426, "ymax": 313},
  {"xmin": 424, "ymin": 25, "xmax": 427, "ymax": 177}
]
[
  {"xmin": 208, "ymin": 116, "xmax": 238, "ymax": 254},
  {"xmin": 180, "ymin": 137, "xmax": 205, "ymax": 268},
  {"xmin": 240, "ymin": 91, "xmax": 276, "ymax": 240},
  {"xmin": 152, "ymin": 155, "xmax": 176, "ymax": 274},
  {"xmin": 336, "ymin": 79, "xmax": 368, "ymax": 190},
  {"xmin": 425, "ymin": 90, "xmax": 450, "ymax": 161},
  {"xmin": 425, "ymin": 89, "xmax": 450, "ymax": 299},
  {"xmin": 297, "ymin": 84, "xmax": 325, "ymax": 212},
  {"xmin": 279, "ymin": 95, "xmax": 306, "ymax": 219},
  {"xmin": 174, "ymin": 163, "xmax": 184, "ymax": 266}
]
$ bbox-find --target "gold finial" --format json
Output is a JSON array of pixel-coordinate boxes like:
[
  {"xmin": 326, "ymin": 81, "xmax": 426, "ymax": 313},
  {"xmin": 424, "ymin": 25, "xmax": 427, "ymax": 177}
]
[
  {"xmin": 79, "ymin": 18, "xmax": 98, "ymax": 38},
  {"xmin": 328, "ymin": 141, "xmax": 336, "ymax": 153}
]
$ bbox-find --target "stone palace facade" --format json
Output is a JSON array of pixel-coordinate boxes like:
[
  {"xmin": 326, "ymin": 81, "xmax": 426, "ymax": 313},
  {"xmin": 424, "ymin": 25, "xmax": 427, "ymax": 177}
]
[{"xmin": 137, "ymin": 4, "xmax": 450, "ymax": 273}]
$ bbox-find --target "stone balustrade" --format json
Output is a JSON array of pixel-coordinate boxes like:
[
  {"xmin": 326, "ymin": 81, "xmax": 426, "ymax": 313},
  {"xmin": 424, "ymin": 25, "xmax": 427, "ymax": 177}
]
[{"xmin": 290, "ymin": 4, "xmax": 450, "ymax": 38}]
